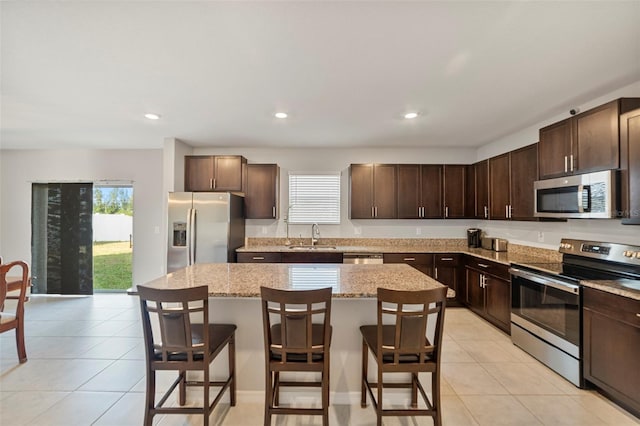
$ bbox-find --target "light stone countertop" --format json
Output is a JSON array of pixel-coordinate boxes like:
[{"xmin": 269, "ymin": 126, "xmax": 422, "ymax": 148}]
[{"xmin": 132, "ymin": 263, "xmax": 453, "ymax": 298}]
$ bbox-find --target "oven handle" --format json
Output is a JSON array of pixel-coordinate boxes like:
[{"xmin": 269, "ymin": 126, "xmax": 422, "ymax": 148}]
[{"xmin": 509, "ymin": 267, "xmax": 580, "ymax": 294}]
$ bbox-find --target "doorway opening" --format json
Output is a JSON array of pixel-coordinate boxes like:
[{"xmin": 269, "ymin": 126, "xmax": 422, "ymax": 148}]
[{"xmin": 92, "ymin": 185, "xmax": 133, "ymax": 292}]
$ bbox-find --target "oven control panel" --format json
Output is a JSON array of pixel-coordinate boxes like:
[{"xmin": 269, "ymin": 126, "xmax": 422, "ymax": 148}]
[{"xmin": 560, "ymin": 238, "xmax": 640, "ymax": 266}]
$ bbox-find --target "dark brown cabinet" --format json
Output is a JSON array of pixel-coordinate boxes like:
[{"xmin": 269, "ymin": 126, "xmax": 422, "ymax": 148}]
[
  {"xmin": 184, "ymin": 155, "xmax": 247, "ymax": 192},
  {"xmin": 489, "ymin": 144, "xmax": 538, "ymax": 221},
  {"xmin": 350, "ymin": 164, "xmax": 397, "ymax": 219},
  {"xmin": 245, "ymin": 164, "xmax": 279, "ymax": 219},
  {"xmin": 464, "ymin": 256, "xmax": 511, "ymax": 334},
  {"xmin": 397, "ymin": 165, "xmax": 442, "ymax": 218},
  {"xmin": 434, "ymin": 254, "xmax": 463, "ymax": 304},
  {"xmin": 383, "ymin": 253, "xmax": 434, "ymax": 276},
  {"xmin": 538, "ymin": 98, "xmax": 640, "ymax": 179},
  {"xmin": 281, "ymin": 251, "xmax": 343, "ymax": 264},
  {"xmin": 475, "ymin": 160, "xmax": 489, "ymax": 219},
  {"xmin": 583, "ymin": 287, "xmax": 640, "ymax": 416},
  {"xmin": 621, "ymin": 108, "xmax": 640, "ymax": 224},
  {"xmin": 443, "ymin": 165, "xmax": 467, "ymax": 218},
  {"xmin": 464, "ymin": 164, "xmax": 476, "ymax": 218}
]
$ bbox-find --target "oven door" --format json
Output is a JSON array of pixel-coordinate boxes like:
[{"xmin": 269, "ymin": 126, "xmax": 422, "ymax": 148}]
[{"xmin": 510, "ymin": 267, "xmax": 581, "ymax": 357}]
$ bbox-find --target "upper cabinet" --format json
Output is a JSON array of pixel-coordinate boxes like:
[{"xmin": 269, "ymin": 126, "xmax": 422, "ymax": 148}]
[
  {"xmin": 490, "ymin": 143, "xmax": 538, "ymax": 220},
  {"xmin": 474, "ymin": 160, "xmax": 489, "ymax": 219},
  {"xmin": 184, "ymin": 155, "xmax": 247, "ymax": 192},
  {"xmin": 538, "ymin": 98, "xmax": 640, "ymax": 179},
  {"xmin": 621, "ymin": 108, "xmax": 640, "ymax": 224},
  {"xmin": 350, "ymin": 164, "xmax": 397, "ymax": 219},
  {"xmin": 397, "ymin": 165, "xmax": 442, "ymax": 218},
  {"xmin": 245, "ymin": 164, "xmax": 279, "ymax": 219},
  {"xmin": 443, "ymin": 165, "xmax": 467, "ymax": 218}
]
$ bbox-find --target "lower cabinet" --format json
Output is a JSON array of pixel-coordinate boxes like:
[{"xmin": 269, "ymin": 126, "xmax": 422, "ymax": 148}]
[
  {"xmin": 464, "ymin": 256, "xmax": 511, "ymax": 334},
  {"xmin": 383, "ymin": 253, "xmax": 433, "ymax": 276},
  {"xmin": 280, "ymin": 252, "xmax": 343, "ymax": 264},
  {"xmin": 583, "ymin": 287, "xmax": 640, "ymax": 417},
  {"xmin": 237, "ymin": 252, "xmax": 282, "ymax": 263},
  {"xmin": 433, "ymin": 254, "xmax": 463, "ymax": 305}
]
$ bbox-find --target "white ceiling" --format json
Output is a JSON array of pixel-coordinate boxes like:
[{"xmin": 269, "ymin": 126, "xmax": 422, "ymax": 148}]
[{"xmin": 2, "ymin": 1, "xmax": 639, "ymax": 150}]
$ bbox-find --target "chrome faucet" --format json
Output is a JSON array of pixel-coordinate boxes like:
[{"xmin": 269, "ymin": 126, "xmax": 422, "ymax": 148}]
[{"xmin": 311, "ymin": 223, "xmax": 320, "ymax": 246}]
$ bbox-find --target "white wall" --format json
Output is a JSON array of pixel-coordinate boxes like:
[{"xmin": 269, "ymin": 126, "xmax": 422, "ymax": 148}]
[{"xmin": 0, "ymin": 149, "xmax": 165, "ymax": 285}]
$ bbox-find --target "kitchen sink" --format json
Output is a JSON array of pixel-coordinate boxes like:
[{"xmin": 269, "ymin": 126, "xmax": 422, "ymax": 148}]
[
  {"xmin": 618, "ymin": 279, "xmax": 640, "ymax": 290},
  {"xmin": 288, "ymin": 245, "xmax": 337, "ymax": 250}
]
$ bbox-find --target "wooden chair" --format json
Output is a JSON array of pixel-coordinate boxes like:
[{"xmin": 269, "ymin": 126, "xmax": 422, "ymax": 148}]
[
  {"xmin": 0, "ymin": 260, "xmax": 30, "ymax": 363},
  {"xmin": 137, "ymin": 285, "xmax": 236, "ymax": 426},
  {"xmin": 360, "ymin": 286, "xmax": 448, "ymax": 426},
  {"xmin": 260, "ymin": 286, "xmax": 333, "ymax": 426}
]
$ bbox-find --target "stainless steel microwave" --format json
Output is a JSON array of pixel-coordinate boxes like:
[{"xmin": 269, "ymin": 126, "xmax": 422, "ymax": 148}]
[{"xmin": 534, "ymin": 170, "xmax": 617, "ymax": 219}]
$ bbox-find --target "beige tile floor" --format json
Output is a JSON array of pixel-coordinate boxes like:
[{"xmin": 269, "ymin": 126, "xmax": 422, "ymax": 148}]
[{"xmin": 1, "ymin": 294, "xmax": 639, "ymax": 426}]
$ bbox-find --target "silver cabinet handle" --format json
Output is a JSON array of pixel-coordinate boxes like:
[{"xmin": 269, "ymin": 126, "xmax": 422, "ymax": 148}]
[
  {"xmin": 375, "ymin": 206, "xmax": 378, "ymax": 217},
  {"xmin": 479, "ymin": 274, "xmax": 483, "ymax": 287},
  {"xmin": 435, "ymin": 267, "xmax": 438, "ymax": 279},
  {"xmin": 445, "ymin": 206, "xmax": 449, "ymax": 218},
  {"xmin": 478, "ymin": 263, "xmax": 489, "ymax": 268},
  {"xmin": 484, "ymin": 206, "xmax": 488, "ymax": 219},
  {"xmin": 564, "ymin": 156, "xmax": 568, "ymax": 173},
  {"xmin": 272, "ymin": 206, "xmax": 276, "ymax": 218},
  {"xmin": 505, "ymin": 205, "xmax": 509, "ymax": 217},
  {"xmin": 508, "ymin": 205, "xmax": 512, "ymax": 219},
  {"xmin": 371, "ymin": 206, "xmax": 374, "ymax": 218},
  {"xmin": 403, "ymin": 257, "xmax": 416, "ymax": 261},
  {"xmin": 252, "ymin": 256, "xmax": 265, "ymax": 260},
  {"xmin": 636, "ymin": 313, "xmax": 640, "ymax": 318},
  {"xmin": 570, "ymin": 154, "xmax": 574, "ymax": 172},
  {"xmin": 440, "ymin": 257, "xmax": 453, "ymax": 261},
  {"xmin": 213, "ymin": 178, "xmax": 216, "ymax": 189},
  {"xmin": 209, "ymin": 178, "xmax": 213, "ymax": 189}
]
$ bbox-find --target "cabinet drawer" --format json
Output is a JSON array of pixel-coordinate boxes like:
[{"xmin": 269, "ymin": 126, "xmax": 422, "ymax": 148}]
[
  {"xmin": 281, "ymin": 252, "xmax": 343, "ymax": 264},
  {"xmin": 465, "ymin": 256, "xmax": 510, "ymax": 281},
  {"xmin": 434, "ymin": 253, "xmax": 461, "ymax": 266},
  {"xmin": 383, "ymin": 253, "xmax": 433, "ymax": 265},
  {"xmin": 584, "ymin": 287, "xmax": 640, "ymax": 328},
  {"xmin": 237, "ymin": 252, "xmax": 282, "ymax": 263}
]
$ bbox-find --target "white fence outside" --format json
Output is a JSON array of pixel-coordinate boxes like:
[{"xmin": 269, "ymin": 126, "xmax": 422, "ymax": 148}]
[{"xmin": 93, "ymin": 213, "xmax": 132, "ymax": 242}]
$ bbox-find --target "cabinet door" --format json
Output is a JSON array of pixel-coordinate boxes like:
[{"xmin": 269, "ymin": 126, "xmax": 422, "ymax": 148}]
[
  {"xmin": 245, "ymin": 164, "xmax": 279, "ymax": 219},
  {"xmin": 475, "ymin": 160, "xmax": 489, "ymax": 219},
  {"xmin": 237, "ymin": 252, "xmax": 282, "ymax": 263},
  {"xmin": 185, "ymin": 156, "xmax": 214, "ymax": 191},
  {"xmin": 397, "ymin": 165, "xmax": 422, "ymax": 218},
  {"xmin": 464, "ymin": 164, "xmax": 476, "ymax": 218},
  {"xmin": 383, "ymin": 253, "xmax": 433, "ymax": 276},
  {"xmin": 465, "ymin": 267, "xmax": 484, "ymax": 312},
  {"xmin": 213, "ymin": 156, "xmax": 245, "ymax": 191},
  {"xmin": 421, "ymin": 165, "xmax": 443, "ymax": 218},
  {"xmin": 489, "ymin": 153, "xmax": 510, "ymax": 220},
  {"xmin": 484, "ymin": 275, "xmax": 511, "ymax": 333},
  {"xmin": 621, "ymin": 109, "xmax": 640, "ymax": 223},
  {"xmin": 538, "ymin": 118, "xmax": 573, "ymax": 178},
  {"xmin": 350, "ymin": 164, "xmax": 374, "ymax": 219},
  {"xmin": 281, "ymin": 252, "xmax": 343, "ymax": 263},
  {"xmin": 373, "ymin": 164, "xmax": 397, "ymax": 219},
  {"xmin": 509, "ymin": 144, "xmax": 538, "ymax": 220},
  {"xmin": 443, "ymin": 165, "xmax": 466, "ymax": 218},
  {"xmin": 575, "ymin": 101, "xmax": 619, "ymax": 173}
]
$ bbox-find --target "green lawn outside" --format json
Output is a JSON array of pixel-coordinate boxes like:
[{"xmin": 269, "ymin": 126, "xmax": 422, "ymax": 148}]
[{"xmin": 93, "ymin": 241, "xmax": 132, "ymax": 290}]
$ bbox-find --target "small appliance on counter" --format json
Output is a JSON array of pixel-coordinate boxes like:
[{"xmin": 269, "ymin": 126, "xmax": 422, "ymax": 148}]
[
  {"xmin": 481, "ymin": 237, "xmax": 509, "ymax": 252},
  {"xmin": 467, "ymin": 228, "xmax": 482, "ymax": 248}
]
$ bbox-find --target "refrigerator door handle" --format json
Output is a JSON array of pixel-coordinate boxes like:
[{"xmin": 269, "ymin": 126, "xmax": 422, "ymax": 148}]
[{"xmin": 188, "ymin": 208, "xmax": 197, "ymax": 265}]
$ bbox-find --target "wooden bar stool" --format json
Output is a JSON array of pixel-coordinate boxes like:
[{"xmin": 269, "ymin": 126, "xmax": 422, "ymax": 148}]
[
  {"xmin": 0, "ymin": 260, "xmax": 30, "ymax": 364},
  {"xmin": 137, "ymin": 285, "xmax": 236, "ymax": 426},
  {"xmin": 260, "ymin": 286, "xmax": 333, "ymax": 426},
  {"xmin": 360, "ymin": 286, "xmax": 448, "ymax": 426}
]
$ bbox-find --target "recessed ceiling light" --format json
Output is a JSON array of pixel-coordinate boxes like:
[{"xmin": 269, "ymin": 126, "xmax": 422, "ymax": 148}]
[
  {"xmin": 274, "ymin": 112, "xmax": 288, "ymax": 119},
  {"xmin": 144, "ymin": 113, "xmax": 161, "ymax": 120},
  {"xmin": 404, "ymin": 112, "xmax": 419, "ymax": 119}
]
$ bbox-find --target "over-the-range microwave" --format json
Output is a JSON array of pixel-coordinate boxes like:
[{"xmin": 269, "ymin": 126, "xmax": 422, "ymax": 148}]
[{"xmin": 534, "ymin": 170, "xmax": 617, "ymax": 219}]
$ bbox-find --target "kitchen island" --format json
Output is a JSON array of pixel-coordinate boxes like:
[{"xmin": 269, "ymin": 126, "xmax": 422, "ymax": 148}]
[{"xmin": 131, "ymin": 262, "xmax": 449, "ymax": 403}]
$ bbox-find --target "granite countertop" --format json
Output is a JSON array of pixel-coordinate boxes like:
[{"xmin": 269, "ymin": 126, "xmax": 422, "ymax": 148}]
[
  {"xmin": 579, "ymin": 279, "xmax": 640, "ymax": 301},
  {"xmin": 237, "ymin": 244, "xmax": 557, "ymax": 266},
  {"xmin": 131, "ymin": 263, "xmax": 453, "ymax": 298}
]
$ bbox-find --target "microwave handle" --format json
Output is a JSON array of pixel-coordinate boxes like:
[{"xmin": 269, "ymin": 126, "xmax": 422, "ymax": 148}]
[{"xmin": 577, "ymin": 185, "xmax": 591, "ymax": 213}]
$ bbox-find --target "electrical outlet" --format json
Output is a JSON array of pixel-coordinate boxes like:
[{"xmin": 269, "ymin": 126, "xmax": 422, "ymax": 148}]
[
  {"xmin": 537, "ymin": 231, "xmax": 544, "ymax": 242},
  {"xmin": 354, "ymin": 227, "xmax": 362, "ymax": 235},
  {"xmin": 416, "ymin": 227, "xmax": 422, "ymax": 235}
]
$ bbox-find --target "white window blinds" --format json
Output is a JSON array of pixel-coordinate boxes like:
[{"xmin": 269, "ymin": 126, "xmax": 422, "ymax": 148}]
[{"xmin": 288, "ymin": 172, "xmax": 341, "ymax": 224}]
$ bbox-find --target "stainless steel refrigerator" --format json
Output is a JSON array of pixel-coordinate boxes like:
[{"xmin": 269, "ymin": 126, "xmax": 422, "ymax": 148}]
[{"xmin": 167, "ymin": 192, "xmax": 245, "ymax": 273}]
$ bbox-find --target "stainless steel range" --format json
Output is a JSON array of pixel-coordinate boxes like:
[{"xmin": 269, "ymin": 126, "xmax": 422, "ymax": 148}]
[{"xmin": 509, "ymin": 238, "xmax": 640, "ymax": 387}]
